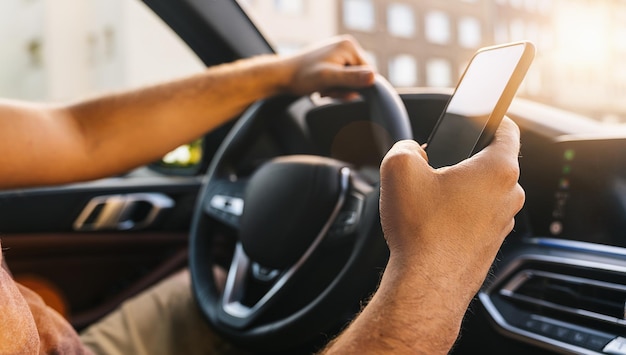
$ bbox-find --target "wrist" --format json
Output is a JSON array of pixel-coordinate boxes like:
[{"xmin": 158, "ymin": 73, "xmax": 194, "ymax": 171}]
[
  {"xmin": 383, "ymin": 254, "xmax": 475, "ymax": 311},
  {"xmin": 374, "ymin": 256, "xmax": 469, "ymax": 351},
  {"xmin": 217, "ymin": 54, "xmax": 292, "ymax": 100},
  {"xmin": 333, "ymin": 257, "xmax": 465, "ymax": 354},
  {"xmin": 248, "ymin": 54, "xmax": 297, "ymax": 96}
]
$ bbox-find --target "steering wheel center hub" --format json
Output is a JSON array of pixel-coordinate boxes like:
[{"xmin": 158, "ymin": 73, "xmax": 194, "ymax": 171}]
[{"xmin": 239, "ymin": 156, "xmax": 347, "ymax": 269}]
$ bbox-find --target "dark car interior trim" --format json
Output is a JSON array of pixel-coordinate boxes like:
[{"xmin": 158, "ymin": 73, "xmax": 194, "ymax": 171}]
[
  {"xmin": 143, "ymin": 0, "xmax": 273, "ymax": 67},
  {"xmin": 481, "ymin": 249, "xmax": 626, "ymax": 354}
]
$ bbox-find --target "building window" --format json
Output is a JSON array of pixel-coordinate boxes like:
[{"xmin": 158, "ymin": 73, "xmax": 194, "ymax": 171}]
[
  {"xmin": 274, "ymin": 0, "xmax": 304, "ymax": 15},
  {"xmin": 458, "ymin": 17, "xmax": 481, "ymax": 48},
  {"xmin": 426, "ymin": 58, "xmax": 452, "ymax": 88},
  {"xmin": 387, "ymin": 3, "xmax": 415, "ymax": 38},
  {"xmin": 343, "ymin": 0, "xmax": 375, "ymax": 31},
  {"xmin": 525, "ymin": 22, "xmax": 540, "ymax": 44},
  {"xmin": 509, "ymin": 19, "xmax": 525, "ymax": 41},
  {"xmin": 388, "ymin": 54, "xmax": 417, "ymax": 87},
  {"xmin": 616, "ymin": 25, "xmax": 626, "ymax": 52},
  {"xmin": 425, "ymin": 11, "xmax": 451, "ymax": 45},
  {"xmin": 538, "ymin": 0, "xmax": 553, "ymax": 15},
  {"xmin": 275, "ymin": 43, "xmax": 302, "ymax": 55},
  {"xmin": 539, "ymin": 25, "xmax": 554, "ymax": 50},
  {"xmin": 494, "ymin": 22, "xmax": 509, "ymax": 44},
  {"xmin": 458, "ymin": 61, "xmax": 469, "ymax": 80},
  {"xmin": 524, "ymin": 0, "xmax": 538, "ymax": 12},
  {"xmin": 26, "ymin": 38, "xmax": 44, "ymax": 68},
  {"xmin": 364, "ymin": 50, "xmax": 378, "ymax": 71},
  {"xmin": 103, "ymin": 26, "xmax": 116, "ymax": 60},
  {"xmin": 523, "ymin": 67, "xmax": 542, "ymax": 96}
]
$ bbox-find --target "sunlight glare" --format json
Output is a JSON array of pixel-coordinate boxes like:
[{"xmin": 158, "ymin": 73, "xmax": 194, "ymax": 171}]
[{"xmin": 554, "ymin": 3, "xmax": 612, "ymax": 65}]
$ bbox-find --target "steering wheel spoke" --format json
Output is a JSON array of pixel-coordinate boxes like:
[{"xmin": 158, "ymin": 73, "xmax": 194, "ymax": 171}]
[
  {"xmin": 219, "ymin": 243, "xmax": 286, "ymax": 328},
  {"xmin": 218, "ymin": 166, "xmax": 352, "ymax": 328},
  {"xmin": 326, "ymin": 190, "xmax": 365, "ymax": 241}
]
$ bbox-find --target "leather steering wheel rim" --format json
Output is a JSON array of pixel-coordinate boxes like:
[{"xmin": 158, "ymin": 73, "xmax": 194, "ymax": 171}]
[{"xmin": 189, "ymin": 74, "xmax": 412, "ymax": 352}]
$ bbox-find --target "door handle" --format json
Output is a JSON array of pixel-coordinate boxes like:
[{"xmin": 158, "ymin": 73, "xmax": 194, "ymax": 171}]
[{"xmin": 73, "ymin": 193, "xmax": 175, "ymax": 231}]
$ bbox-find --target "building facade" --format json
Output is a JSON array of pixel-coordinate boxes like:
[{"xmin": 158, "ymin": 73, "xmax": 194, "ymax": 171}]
[
  {"xmin": 0, "ymin": 0, "xmax": 204, "ymax": 102},
  {"xmin": 2, "ymin": 0, "xmax": 626, "ymax": 122},
  {"xmin": 245, "ymin": 0, "xmax": 554, "ymax": 99}
]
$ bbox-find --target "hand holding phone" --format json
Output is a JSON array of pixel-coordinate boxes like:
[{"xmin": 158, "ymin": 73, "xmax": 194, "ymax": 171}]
[{"xmin": 425, "ymin": 41, "xmax": 535, "ymax": 168}]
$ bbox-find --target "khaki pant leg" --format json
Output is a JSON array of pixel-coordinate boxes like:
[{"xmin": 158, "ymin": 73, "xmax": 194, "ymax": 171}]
[{"xmin": 79, "ymin": 269, "xmax": 245, "ymax": 355}]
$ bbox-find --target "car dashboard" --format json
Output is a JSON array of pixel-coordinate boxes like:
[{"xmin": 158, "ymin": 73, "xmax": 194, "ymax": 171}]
[
  {"xmin": 272, "ymin": 91, "xmax": 626, "ymax": 355},
  {"xmin": 481, "ymin": 123, "xmax": 626, "ymax": 353}
]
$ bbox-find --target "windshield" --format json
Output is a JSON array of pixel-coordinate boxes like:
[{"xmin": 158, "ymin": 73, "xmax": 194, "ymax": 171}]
[{"xmin": 240, "ymin": 0, "xmax": 626, "ymax": 125}]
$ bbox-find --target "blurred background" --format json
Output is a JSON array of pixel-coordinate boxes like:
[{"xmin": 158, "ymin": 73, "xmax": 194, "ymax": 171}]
[{"xmin": 1, "ymin": 0, "xmax": 625, "ymax": 124}]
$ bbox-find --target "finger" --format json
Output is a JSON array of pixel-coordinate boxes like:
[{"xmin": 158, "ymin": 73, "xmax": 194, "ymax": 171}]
[
  {"xmin": 383, "ymin": 139, "xmax": 429, "ymax": 167},
  {"xmin": 319, "ymin": 90, "xmax": 361, "ymax": 101},
  {"xmin": 484, "ymin": 117, "xmax": 521, "ymax": 158},
  {"xmin": 335, "ymin": 35, "xmax": 371, "ymax": 66},
  {"xmin": 461, "ymin": 117, "xmax": 521, "ymax": 183},
  {"xmin": 321, "ymin": 65, "xmax": 376, "ymax": 89},
  {"xmin": 469, "ymin": 117, "xmax": 521, "ymax": 166}
]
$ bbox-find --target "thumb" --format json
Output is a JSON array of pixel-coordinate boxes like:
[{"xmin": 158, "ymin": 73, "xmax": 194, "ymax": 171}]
[{"xmin": 381, "ymin": 140, "xmax": 431, "ymax": 185}]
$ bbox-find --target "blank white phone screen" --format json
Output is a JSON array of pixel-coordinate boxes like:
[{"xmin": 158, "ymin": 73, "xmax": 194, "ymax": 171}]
[{"xmin": 427, "ymin": 44, "xmax": 525, "ymax": 168}]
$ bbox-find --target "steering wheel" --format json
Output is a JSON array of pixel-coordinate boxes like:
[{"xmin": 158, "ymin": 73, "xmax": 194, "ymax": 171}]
[{"xmin": 189, "ymin": 75, "xmax": 413, "ymax": 352}]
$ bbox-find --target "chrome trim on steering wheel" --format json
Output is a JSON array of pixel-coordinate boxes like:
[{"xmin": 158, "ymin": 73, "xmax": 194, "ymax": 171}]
[{"xmin": 221, "ymin": 167, "xmax": 351, "ymax": 323}]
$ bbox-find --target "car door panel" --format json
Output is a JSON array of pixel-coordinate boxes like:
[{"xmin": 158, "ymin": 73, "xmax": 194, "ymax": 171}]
[{"xmin": 0, "ymin": 176, "xmax": 201, "ymax": 329}]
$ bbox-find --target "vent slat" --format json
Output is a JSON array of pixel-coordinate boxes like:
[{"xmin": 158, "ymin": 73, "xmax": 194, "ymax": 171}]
[{"xmin": 500, "ymin": 270, "xmax": 626, "ymax": 325}]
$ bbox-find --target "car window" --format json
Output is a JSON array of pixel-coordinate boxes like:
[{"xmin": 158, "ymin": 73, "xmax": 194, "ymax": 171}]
[
  {"xmin": 0, "ymin": 0, "xmax": 204, "ymax": 102},
  {"xmin": 240, "ymin": 0, "xmax": 626, "ymax": 126},
  {"xmin": 0, "ymin": 0, "xmax": 206, "ymax": 171}
]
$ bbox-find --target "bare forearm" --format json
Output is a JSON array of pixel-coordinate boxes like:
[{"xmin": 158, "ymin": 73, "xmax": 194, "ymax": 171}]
[
  {"xmin": 322, "ymin": 255, "xmax": 482, "ymax": 354},
  {"xmin": 324, "ymin": 117, "xmax": 524, "ymax": 354},
  {"xmin": 0, "ymin": 36, "xmax": 374, "ymax": 189},
  {"xmin": 0, "ymin": 55, "xmax": 289, "ymax": 188},
  {"xmin": 63, "ymin": 55, "xmax": 289, "ymax": 180}
]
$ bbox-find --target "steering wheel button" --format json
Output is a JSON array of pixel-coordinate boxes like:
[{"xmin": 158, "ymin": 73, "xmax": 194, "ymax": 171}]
[
  {"xmin": 552, "ymin": 327, "xmax": 570, "ymax": 340},
  {"xmin": 210, "ymin": 195, "xmax": 244, "ymax": 216},
  {"xmin": 568, "ymin": 331, "xmax": 588, "ymax": 346},
  {"xmin": 538, "ymin": 322, "xmax": 553, "ymax": 335},
  {"xmin": 522, "ymin": 318, "xmax": 541, "ymax": 332},
  {"xmin": 252, "ymin": 263, "xmax": 280, "ymax": 282},
  {"xmin": 339, "ymin": 211, "xmax": 357, "ymax": 225},
  {"xmin": 587, "ymin": 335, "xmax": 612, "ymax": 351}
]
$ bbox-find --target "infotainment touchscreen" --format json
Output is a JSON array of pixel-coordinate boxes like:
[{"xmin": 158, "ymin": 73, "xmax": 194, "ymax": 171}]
[{"xmin": 525, "ymin": 137, "xmax": 626, "ymax": 247}]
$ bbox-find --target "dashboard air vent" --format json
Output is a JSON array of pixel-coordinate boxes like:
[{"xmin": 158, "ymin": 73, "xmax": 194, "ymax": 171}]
[{"xmin": 500, "ymin": 270, "xmax": 626, "ymax": 325}]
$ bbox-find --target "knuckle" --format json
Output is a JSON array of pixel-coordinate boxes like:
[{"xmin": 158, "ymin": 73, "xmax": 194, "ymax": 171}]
[
  {"xmin": 381, "ymin": 150, "xmax": 410, "ymax": 172},
  {"xmin": 514, "ymin": 184, "xmax": 526, "ymax": 211},
  {"xmin": 495, "ymin": 159, "xmax": 521, "ymax": 184},
  {"xmin": 381, "ymin": 141, "xmax": 420, "ymax": 170},
  {"xmin": 317, "ymin": 67, "xmax": 336, "ymax": 82},
  {"xmin": 337, "ymin": 34, "xmax": 356, "ymax": 46},
  {"xmin": 335, "ymin": 35, "xmax": 359, "ymax": 54},
  {"xmin": 506, "ymin": 218, "xmax": 516, "ymax": 235}
]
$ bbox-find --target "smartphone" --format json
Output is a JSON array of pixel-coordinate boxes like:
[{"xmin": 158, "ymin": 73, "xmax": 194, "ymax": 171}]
[{"xmin": 425, "ymin": 41, "xmax": 535, "ymax": 168}]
